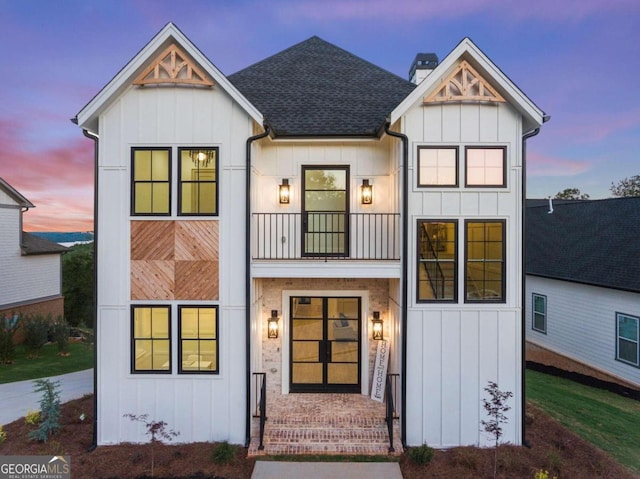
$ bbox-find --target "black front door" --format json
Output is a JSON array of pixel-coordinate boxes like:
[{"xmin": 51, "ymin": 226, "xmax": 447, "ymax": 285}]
[{"xmin": 290, "ymin": 296, "xmax": 361, "ymax": 393}]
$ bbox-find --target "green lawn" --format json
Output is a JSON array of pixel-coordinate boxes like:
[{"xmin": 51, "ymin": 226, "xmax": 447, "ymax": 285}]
[
  {"xmin": 0, "ymin": 342, "xmax": 94, "ymax": 384},
  {"xmin": 526, "ymin": 368, "xmax": 640, "ymax": 474}
]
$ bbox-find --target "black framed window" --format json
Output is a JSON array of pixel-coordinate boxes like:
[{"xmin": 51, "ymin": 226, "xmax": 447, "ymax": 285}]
[
  {"xmin": 179, "ymin": 306, "xmax": 219, "ymax": 374},
  {"xmin": 465, "ymin": 146, "xmax": 506, "ymax": 187},
  {"xmin": 178, "ymin": 148, "xmax": 218, "ymax": 215},
  {"xmin": 131, "ymin": 306, "xmax": 171, "ymax": 373},
  {"xmin": 532, "ymin": 293, "xmax": 547, "ymax": 333},
  {"xmin": 465, "ymin": 220, "xmax": 505, "ymax": 302},
  {"xmin": 131, "ymin": 148, "xmax": 171, "ymax": 215},
  {"xmin": 417, "ymin": 146, "xmax": 458, "ymax": 186},
  {"xmin": 616, "ymin": 313, "xmax": 639, "ymax": 367},
  {"xmin": 417, "ymin": 220, "xmax": 457, "ymax": 302}
]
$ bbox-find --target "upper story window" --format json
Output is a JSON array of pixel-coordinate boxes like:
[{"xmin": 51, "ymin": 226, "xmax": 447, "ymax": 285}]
[
  {"xmin": 465, "ymin": 220, "xmax": 505, "ymax": 302},
  {"xmin": 417, "ymin": 220, "xmax": 457, "ymax": 302},
  {"xmin": 417, "ymin": 147, "xmax": 458, "ymax": 187},
  {"xmin": 532, "ymin": 293, "xmax": 547, "ymax": 333},
  {"xmin": 465, "ymin": 147, "xmax": 506, "ymax": 187},
  {"xmin": 131, "ymin": 306, "xmax": 171, "ymax": 373},
  {"xmin": 616, "ymin": 313, "xmax": 639, "ymax": 367},
  {"xmin": 178, "ymin": 148, "xmax": 218, "ymax": 215},
  {"xmin": 132, "ymin": 148, "xmax": 171, "ymax": 215}
]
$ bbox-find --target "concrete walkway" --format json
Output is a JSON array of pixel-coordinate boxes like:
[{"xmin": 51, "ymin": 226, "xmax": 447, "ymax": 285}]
[
  {"xmin": 251, "ymin": 461, "xmax": 403, "ymax": 479},
  {"xmin": 0, "ymin": 368, "xmax": 93, "ymax": 425}
]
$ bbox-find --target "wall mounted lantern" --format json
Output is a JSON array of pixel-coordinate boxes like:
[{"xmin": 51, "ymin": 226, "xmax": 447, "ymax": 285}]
[
  {"xmin": 279, "ymin": 179, "xmax": 290, "ymax": 204},
  {"xmin": 268, "ymin": 310, "xmax": 280, "ymax": 339},
  {"xmin": 361, "ymin": 179, "xmax": 373, "ymax": 205},
  {"xmin": 371, "ymin": 311, "xmax": 383, "ymax": 340}
]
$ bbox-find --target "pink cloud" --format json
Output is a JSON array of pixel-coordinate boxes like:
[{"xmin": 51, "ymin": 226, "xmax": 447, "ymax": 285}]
[
  {"xmin": 527, "ymin": 151, "xmax": 593, "ymax": 177},
  {"xmin": 550, "ymin": 110, "xmax": 640, "ymax": 144}
]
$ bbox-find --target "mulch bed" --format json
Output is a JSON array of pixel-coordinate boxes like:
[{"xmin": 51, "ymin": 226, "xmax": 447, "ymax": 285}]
[{"xmin": 0, "ymin": 394, "xmax": 636, "ymax": 478}]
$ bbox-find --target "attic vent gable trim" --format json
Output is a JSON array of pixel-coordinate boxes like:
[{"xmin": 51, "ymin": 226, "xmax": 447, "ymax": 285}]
[
  {"xmin": 133, "ymin": 43, "xmax": 214, "ymax": 87},
  {"xmin": 424, "ymin": 60, "xmax": 505, "ymax": 104}
]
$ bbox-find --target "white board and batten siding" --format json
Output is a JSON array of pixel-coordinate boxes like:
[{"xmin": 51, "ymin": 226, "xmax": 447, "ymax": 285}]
[
  {"xmin": 526, "ymin": 276, "xmax": 640, "ymax": 388},
  {"xmin": 96, "ymin": 84, "xmax": 254, "ymax": 445},
  {"xmin": 403, "ymin": 101, "xmax": 524, "ymax": 447}
]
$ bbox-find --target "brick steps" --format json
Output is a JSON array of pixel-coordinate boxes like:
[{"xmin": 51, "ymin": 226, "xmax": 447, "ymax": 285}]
[{"xmin": 247, "ymin": 393, "xmax": 402, "ymax": 456}]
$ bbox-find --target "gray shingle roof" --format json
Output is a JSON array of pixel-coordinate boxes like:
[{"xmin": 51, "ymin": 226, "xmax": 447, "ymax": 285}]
[
  {"xmin": 228, "ymin": 36, "xmax": 416, "ymax": 137},
  {"xmin": 526, "ymin": 197, "xmax": 640, "ymax": 293},
  {"xmin": 21, "ymin": 232, "xmax": 68, "ymax": 256}
]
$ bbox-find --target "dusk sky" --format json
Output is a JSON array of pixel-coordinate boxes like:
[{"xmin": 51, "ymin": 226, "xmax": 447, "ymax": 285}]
[{"xmin": 1, "ymin": 0, "xmax": 638, "ymax": 232}]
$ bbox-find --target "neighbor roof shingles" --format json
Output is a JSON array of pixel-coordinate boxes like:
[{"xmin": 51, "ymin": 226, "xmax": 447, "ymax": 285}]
[
  {"xmin": 525, "ymin": 197, "xmax": 640, "ymax": 293},
  {"xmin": 228, "ymin": 36, "xmax": 416, "ymax": 137}
]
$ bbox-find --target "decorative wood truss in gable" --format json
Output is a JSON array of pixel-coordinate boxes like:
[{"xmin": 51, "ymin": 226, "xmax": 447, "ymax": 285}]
[
  {"xmin": 424, "ymin": 60, "xmax": 505, "ymax": 104},
  {"xmin": 133, "ymin": 43, "xmax": 214, "ymax": 87}
]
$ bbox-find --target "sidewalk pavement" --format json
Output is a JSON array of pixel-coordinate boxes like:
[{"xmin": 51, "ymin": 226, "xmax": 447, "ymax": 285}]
[
  {"xmin": 0, "ymin": 369, "xmax": 94, "ymax": 425},
  {"xmin": 251, "ymin": 461, "xmax": 403, "ymax": 479}
]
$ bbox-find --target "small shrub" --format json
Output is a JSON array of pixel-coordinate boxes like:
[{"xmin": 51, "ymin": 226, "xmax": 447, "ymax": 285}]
[
  {"xmin": 480, "ymin": 380, "xmax": 513, "ymax": 479},
  {"xmin": 407, "ymin": 443, "xmax": 435, "ymax": 465},
  {"xmin": 124, "ymin": 413, "xmax": 179, "ymax": 477},
  {"xmin": 0, "ymin": 314, "xmax": 20, "ymax": 363},
  {"xmin": 25, "ymin": 409, "xmax": 41, "ymax": 425},
  {"xmin": 211, "ymin": 441, "xmax": 238, "ymax": 465},
  {"xmin": 0, "ymin": 425, "xmax": 7, "ymax": 443},
  {"xmin": 28, "ymin": 379, "xmax": 62, "ymax": 442},
  {"xmin": 50, "ymin": 316, "xmax": 70, "ymax": 355},
  {"xmin": 22, "ymin": 313, "xmax": 51, "ymax": 358},
  {"xmin": 535, "ymin": 469, "xmax": 558, "ymax": 479}
]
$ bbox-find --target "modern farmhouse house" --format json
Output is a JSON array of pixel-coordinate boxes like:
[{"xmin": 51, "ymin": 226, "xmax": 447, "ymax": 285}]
[
  {"xmin": 75, "ymin": 23, "xmax": 546, "ymax": 453},
  {"xmin": 0, "ymin": 178, "xmax": 68, "ymax": 335},
  {"xmin": 526, "ymin": 198, "xmax": 640, "ymax": 390}
]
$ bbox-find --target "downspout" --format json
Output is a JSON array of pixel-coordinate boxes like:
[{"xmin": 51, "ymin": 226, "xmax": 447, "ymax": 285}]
[
  {"xmin": 384, "ymin": 121, "xmax": 408, "ymax": 447},
  {"xmin": 521, "ymin": 117, "xmax": 547, "ymax": 446},
  {"xmin": 244, "ymin": 124, "xmax": 270, "ymax": 448},
  {"xmin": 82, "ymin": 128, "xmax": 99, "ymax": 452}
]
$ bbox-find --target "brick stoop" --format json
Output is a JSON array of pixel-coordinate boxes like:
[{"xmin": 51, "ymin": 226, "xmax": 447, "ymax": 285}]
[{"xmin": 248, "ymin": 393, "xmax": 402, "ymax": 456}]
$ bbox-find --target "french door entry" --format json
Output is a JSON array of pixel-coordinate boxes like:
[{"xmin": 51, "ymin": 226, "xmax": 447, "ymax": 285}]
[{"xmin": 290, "ymin": 296, "xmax": 361, "ymax": 393}]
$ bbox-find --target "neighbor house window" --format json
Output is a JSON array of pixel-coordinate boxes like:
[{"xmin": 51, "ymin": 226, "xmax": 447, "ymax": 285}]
[
  {"xmin": 465, "ymin": 220, "xmax": 505, "ymax": 302},
  {"xmin": 532, "ymin": 293, "xmax": 547, "ymax": 333},
  {"xmin": 616, "ymin": 313, "xmax": 639, "ymax": 367},
  {"xmin": 417, "ymin": 220, "xmax": 457, "ymax": 301},
  {"xmin": 178, "ymin": 148, "xmax": 218, "ymax": 215},
  {"xmin": 417, "ymin": 147, "xmax": 458, "ymax": 186},
  {"xmin": 132, "ymin": 148, "xmax": 171, "ymax": 215},
  {"xmin": 131, "ymin": 306, "xmax": 171, "ymax": 373},
  {"xmin": 179, "ymin": 306, "xmax": 218, "ymax": 373},
  {"xmin": 465, "ymin": 147, "xmax": 506, "ymax": 187}
]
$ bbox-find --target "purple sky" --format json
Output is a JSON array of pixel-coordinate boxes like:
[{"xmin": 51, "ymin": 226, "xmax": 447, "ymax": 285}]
[{"xmin": 1, "ymin": 0, "xmax": 638, "ymax": 231}]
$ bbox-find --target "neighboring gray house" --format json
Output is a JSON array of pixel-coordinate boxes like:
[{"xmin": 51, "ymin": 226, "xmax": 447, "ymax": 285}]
[
  {"xmin": 0, "ymin": 178, "xmax": 68, "ymax": 336},
  {"xmin": 525, "ymin": 197, "xmax": 640, "ymax": 389}
]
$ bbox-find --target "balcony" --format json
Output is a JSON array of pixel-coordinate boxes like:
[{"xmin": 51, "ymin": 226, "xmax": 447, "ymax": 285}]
[{"xmin": 252, "ymin": 212, "xmax": 400, "ymax": 261}]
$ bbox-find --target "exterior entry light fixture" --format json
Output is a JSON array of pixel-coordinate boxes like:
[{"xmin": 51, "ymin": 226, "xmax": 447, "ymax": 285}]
[
  {"xmin": 268, "ymin": 310, "xmax": 280, "ymax": 339},
  {"xmin": 371, "ymin": 311, "xmax": 383, "ymax": 340},
  {"xmin": 361, "ymin": 179, "xmax": 373, "ymax": 205},
  {"xmin": 279, "ymin": 179, "xmax": 290, "ymax": 204}
]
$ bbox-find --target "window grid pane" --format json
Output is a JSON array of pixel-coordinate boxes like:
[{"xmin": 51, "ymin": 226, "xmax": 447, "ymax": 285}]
[
  {"xmin": 132, "ymin": 148, "xmax": 171, "ymax": 215},
  {"xmin": 465, "ymin": 147, "xmax": 505, "ymax": 187},
  {"xmin": 417, "ymin": 221, "xmax": 457, "ymax": 301},
  {"xmin": 179, "ymin": 306, "xmax": 218, "ymax": 373},
  {"xmin": 617, "ymin": 314, "xmax": 639, "ymax": 366},
  {"xmin": 418, "ymin": 147, "xmax": 458, "ymax": 186},
  {"xmin": 532, "ymin": 294, "xmax": 547, "ymax": 333},
  {"xmin": 179, "ymin": 148, "xmax": 218, "ymax": 215},
  {"xmin": 132, "ymin": 306, "xmax": 170, "ymax": 373},
  {"xmin": 465, "ymin": 221, "xmax": 505, "ymax": 302}
]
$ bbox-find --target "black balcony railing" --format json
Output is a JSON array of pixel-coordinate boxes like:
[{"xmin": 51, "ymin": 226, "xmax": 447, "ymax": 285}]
[{"xmin": 253, "ymin": 212, "xmax": 400, "ymax": 260}]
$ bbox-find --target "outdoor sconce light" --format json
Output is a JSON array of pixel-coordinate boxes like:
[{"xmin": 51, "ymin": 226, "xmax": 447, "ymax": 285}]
[
  {"xmin": 279, "ymin": 179, "xmax": 290, "ymax": 204},
  {"xmin": 268, "ymin": 310, "xmax": 280, "ymax": 339},
  {"xmin": 361, "ymin": 179, "xmax": 373, "ymax": 205},
  {"xmin": 371, "ymin": 311, "xmax": 383, "ymax": 340}
]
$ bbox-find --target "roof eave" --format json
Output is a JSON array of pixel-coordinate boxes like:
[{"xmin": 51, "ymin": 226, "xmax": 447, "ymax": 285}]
[{"xmin": 0, "ymin": 178, "xmax": 35, "ymax": 208}]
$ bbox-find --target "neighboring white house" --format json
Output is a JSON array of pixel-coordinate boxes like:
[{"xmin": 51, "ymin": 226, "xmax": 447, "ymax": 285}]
[
  {"xmin": 0, "ymin": 178, "xmax": 68, "ymax": 335},
  {"xmin": 74, "ymin": 23, "xmax": 546, "ymax": 452},
  {"xmin": 526, "ymin": 198, "xmax": 640, "ymax": 389}
]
